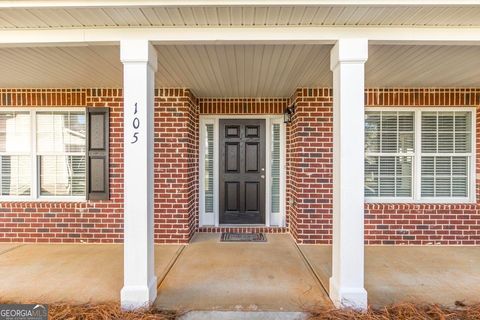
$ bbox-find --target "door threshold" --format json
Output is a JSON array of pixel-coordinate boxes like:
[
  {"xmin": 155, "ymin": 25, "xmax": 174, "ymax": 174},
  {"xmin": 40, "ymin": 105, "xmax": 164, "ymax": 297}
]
[{"xmin": 218, "ymin": 224, "xmax": 268, "ymax": 228}]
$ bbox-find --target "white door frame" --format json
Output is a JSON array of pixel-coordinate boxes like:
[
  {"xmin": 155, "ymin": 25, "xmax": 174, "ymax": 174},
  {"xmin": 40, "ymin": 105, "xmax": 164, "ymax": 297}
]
[{"xmin": 199, "ymin": 114, "xmax": 286, "ymax": 228}]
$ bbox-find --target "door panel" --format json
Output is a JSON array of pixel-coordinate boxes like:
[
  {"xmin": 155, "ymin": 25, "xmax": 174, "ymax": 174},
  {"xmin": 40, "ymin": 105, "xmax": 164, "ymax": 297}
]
[
  {"xmin": 245, "ymin": 142, "xmax": 259, "ymax": 172},
  {"xmin": 245, "ymin": 182, "xmax": 259, "ymax": 212},
  {"xmin": 220, "ymin": 119, "xmax": 266, "ymax": 224},
  {"xmin": 225, "ymin": 182, "xmax": 240, "ymax": 212},
  {"xmin": 225, "ymin": 143, "xmax": 240, "ymax": 172}
]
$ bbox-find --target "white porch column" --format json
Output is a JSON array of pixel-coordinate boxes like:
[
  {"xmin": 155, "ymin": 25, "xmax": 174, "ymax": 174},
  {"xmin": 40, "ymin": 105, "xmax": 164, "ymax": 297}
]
[
  {"xmin": 329, "ymin": 39, "xmax": 368, "ymax": 310},
  {"xmin": 120, "ymin": 40, "xmax": 157, "ymax": 309}
]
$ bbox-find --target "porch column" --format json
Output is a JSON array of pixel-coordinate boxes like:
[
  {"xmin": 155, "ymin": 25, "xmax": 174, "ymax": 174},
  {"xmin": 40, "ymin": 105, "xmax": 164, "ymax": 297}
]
[
  {"xmin": 329, "ymin": 39, "xmax": 368, "ymax": 310},
  {"xmin": 120, "ymin": 40, "xmax": 157, "ymax": 309}
]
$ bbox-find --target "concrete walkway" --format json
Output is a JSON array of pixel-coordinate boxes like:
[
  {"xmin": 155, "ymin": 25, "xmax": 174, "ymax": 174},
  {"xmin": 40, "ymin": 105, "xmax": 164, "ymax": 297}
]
[
  {"xmin": 0, "ymin": 243, "xmax": 182, "ymax": 304},
  {"xmin": 155, "ymin": 233, "xmax": 330, "ymax": 312},
  {"xmin": 300, "ymin": 245, "xmax": 480, "ymax": 307}
]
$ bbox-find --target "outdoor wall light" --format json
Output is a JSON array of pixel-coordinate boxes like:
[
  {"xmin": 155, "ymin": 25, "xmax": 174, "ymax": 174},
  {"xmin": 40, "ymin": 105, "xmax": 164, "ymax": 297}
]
[{"xmin": 284, "ymin": 103, "xmax": 295, "ymax": 124}]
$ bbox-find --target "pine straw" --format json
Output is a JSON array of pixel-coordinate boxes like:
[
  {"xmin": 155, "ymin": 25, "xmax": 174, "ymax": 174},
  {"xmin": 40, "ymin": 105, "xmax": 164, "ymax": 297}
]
[
  {"xmin": 308, "ymin": 302, "xmax": 480, "ymax": 320},
  {"xmin": 5, "ymin": 301, "xmax": 480, "ymax": 319},
  {"xmin": 48, "ymin": 302, "xmax": 177, "ymax": 320}
]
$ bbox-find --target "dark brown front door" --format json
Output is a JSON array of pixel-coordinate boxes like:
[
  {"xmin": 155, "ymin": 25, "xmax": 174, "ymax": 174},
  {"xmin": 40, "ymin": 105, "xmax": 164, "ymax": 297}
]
[{"xmin": 219, "ymin": 119, "xmax": 266, "ymax": 224}]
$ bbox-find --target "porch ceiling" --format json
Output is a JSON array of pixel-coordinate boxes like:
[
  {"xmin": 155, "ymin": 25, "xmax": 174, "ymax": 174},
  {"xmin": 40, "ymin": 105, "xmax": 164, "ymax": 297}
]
[
  {"xmin": 0, "ymin": 44, "xmax": 479, "ymax": 97},
  {"xmin": 1, "ymin": 5, "xmax": 480, "ymax": 28}
]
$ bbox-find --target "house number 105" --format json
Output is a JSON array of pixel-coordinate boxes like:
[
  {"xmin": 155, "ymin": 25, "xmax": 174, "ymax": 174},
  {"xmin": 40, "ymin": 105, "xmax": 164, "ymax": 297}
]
[{"xmin": 131, "ymin": 102, "xmax": 140, "ymax": 144}]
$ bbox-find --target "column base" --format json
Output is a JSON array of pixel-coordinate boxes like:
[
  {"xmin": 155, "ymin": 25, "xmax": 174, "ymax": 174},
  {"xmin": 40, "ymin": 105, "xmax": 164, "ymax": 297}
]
[
  {"xmin": 329, "ymin": 277, "xmax": 367, "ymax": 310},
  {"xmin": 120, "ymin": 276, "xmax": 158, "ymax": 310}
]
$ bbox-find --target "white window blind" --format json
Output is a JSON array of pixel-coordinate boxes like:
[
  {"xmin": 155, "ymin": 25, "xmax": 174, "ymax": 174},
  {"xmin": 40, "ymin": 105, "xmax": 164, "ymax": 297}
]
[
  {"xmin": 0, "ymin": 109, "xmax": 86, "ymax": 200},
  {"xmin": 365, "ymin": 109, "xmax": 474, "ymax": 202},
  {"xmin": 204, "ymin": 123, "xmax": 214, "ymax": 213},
  {"xmin": 37, "ymin": 111, "xmax": 86, "ymax": 197},
  {"xmin": 365, "ymin": 111, "xmax": 414, "ymax": 197},
  {"xmin": 0, "ymin": 112, "xmax": 31, "ymax": 196},
  {"xmin": 271, "ymin": 123, "xmax": 281, "ymax": 213},
  {"xmin": 421, "ymin": 111, "xmax": 471, "ymax": 198}
]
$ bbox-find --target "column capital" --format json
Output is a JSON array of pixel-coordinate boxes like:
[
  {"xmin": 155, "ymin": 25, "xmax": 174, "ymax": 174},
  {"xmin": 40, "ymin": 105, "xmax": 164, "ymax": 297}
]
[
  {"xmin": 330, "ymin": 39, "xmax": 368, "ymax": 71},
  {"xmin": 120, "ymin": 39, "xmax": 158, "ymax": 71}
]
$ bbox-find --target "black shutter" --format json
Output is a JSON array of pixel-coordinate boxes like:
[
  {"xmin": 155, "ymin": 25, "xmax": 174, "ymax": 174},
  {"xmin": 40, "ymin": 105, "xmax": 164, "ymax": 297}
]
[{"xmin": 86, "ymin": 107, "xmax": 109, "ymax": 200}]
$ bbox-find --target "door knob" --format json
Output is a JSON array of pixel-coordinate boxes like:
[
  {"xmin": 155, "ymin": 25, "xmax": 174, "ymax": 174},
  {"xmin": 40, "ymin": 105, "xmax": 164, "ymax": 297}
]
[
  {"xmin": 261, "ymin": 175, "xmax": 265, "ymax": 179},
  {"xmin": 261, "ymin": 168, "xmax": 265, "ymax": 171}
]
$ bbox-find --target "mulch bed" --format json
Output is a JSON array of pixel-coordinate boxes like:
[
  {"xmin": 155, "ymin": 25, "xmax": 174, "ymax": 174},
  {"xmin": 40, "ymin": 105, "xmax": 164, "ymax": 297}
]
[
  {"xmin": 48, "ymin": 303, "xmax": 177, "ymax": 320},
  {"xmin": 2, "ymin": 301, "xmax": 479, "ymax": 319},
  {"xmin": 308, "ymin": 302, "xmax": 480, "ymax": 320}
]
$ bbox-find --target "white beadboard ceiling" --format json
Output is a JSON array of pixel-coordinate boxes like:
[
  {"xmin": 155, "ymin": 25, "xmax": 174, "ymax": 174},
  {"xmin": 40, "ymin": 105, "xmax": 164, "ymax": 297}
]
[
  {"xmin": 0, "ymin": 6, "xmax": 480, "ymax": 28},
  {"xmin": 0, "ymin": 44, "xmax": 479, "ymax": 97}
]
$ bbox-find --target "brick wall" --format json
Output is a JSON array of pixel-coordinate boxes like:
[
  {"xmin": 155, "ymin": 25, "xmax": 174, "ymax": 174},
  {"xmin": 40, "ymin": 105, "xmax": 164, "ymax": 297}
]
[
  {"xmin": 288, "ymin": 88, "xmax": 480, "ymax": 244},
  {"xmin": 364, "ymin": 88, "xmax": 480, "ymax": 245},
  {"xmin": 0, "ymin": 88, "xmax": 199, "ymax": 244},
  {"xmin": 287, "ymin": 89, "xmax": 334, "ymax": 244},
  {"xmin": 154, "ymin": 89, "xmax": 199, "ymax": 243},
  {"xmin": 1, "ymin": 88, "xmax": 479, "ymax": 245},
  {"xmin": 0, "ymin": 89, "xmax": 124, "ymax": 243},
  {"xmin": 199, "ymin": 98, "xmax": 288, "ymax": 114}
]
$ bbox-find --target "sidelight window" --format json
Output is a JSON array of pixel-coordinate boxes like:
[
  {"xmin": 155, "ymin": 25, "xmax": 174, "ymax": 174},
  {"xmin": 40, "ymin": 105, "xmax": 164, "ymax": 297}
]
[
  {"xmin": 204, "ymin": 123, "xmax": 214, "ymax": 213},
  {"xmin": 271, "ymin": 123, "xmax": 281, "ymax": 214}
]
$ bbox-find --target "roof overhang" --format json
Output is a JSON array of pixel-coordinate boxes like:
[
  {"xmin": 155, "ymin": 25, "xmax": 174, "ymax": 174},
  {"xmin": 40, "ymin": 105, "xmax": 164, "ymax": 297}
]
[
  {"xmin": 0, "ymin": 43, "xmax": 479, "ymax": 97},
  {"xmin": 0, "ymin": 1, "xmax": 479, "ymax": 96}
]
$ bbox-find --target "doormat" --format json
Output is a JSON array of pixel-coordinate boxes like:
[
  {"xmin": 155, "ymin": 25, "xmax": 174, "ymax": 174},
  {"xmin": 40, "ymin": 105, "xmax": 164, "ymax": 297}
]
[{"xmin": 220, "ymin": 232, "xmax": 267, "ymax": 242}]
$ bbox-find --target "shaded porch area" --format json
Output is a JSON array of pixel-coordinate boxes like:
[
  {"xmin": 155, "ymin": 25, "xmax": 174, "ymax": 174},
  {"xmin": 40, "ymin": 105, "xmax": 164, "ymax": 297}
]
[
  {"xmin": 300, "ymin": 245, "xmax": 480, "ymax": 308},
  {"xmin": 0, "ymin": 40, "xmax": 479, "ymax": 310},
  {"xmin": 155, "ymin": 233, "xmax": 330, "ymax": 312},
  {"xmin": 1, "ymin": 236, "xmax": 479, "ymax": 310},
  {"xmin": 0, "ymin": 243, "xmax": 182, "ymax": 304}
]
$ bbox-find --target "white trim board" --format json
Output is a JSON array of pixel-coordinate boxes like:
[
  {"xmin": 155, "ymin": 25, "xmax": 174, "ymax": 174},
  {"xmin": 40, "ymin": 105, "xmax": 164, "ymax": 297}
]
[
  {"xmin": 3, "ymin": 27, "xmax": 480, "ymax": 47},
  {"xmin": 2, "ymin": 1, "xmax": 480, "ymax": 8},
  {"xmin": 199, "ymin": 114, "xmax": 286, "ymax": 228}
]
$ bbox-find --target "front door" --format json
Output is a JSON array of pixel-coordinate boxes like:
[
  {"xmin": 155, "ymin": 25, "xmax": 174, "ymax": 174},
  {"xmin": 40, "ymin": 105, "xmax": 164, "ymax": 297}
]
[{"xmin": 219, "ymin": 119, "xmax": 266, "ymax": 224}]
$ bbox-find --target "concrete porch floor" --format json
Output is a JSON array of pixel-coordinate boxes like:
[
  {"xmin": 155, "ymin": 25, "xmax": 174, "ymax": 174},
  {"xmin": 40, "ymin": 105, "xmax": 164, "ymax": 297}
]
[
  {"xmin": 300, "ymin": 245, "xmax": 480, "ymax": 308},
  {"xmin": 0, "ymin": 237, "xmax": 479, "ymax": 310},
  {"xmin": 155, "ymin": 233, "xmax": 330, "ymax": 312},
  {"xmin": 0, "ymin": 243, "xmax": 182, "ymax": 304}
]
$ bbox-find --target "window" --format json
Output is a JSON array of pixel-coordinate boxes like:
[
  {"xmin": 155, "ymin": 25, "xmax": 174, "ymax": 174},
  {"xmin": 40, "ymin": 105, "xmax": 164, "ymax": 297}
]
[
  {"xmin": 0, "ymin": 112, "xmax": 31, "ymax": 196},
  {"xmin": 204, "ymin": 123, "xmax": 214, "ymax": 213},
  {"xmin": 271, "ymin": 123, "xmax": 281, "ymax": 213},
  {"xmin": 0, "ymin": 109, "xmax": 86, "ymax": 200},
  {"xmin": 365, "ymin": 109, "xmax": 475, "ymax": 202}
]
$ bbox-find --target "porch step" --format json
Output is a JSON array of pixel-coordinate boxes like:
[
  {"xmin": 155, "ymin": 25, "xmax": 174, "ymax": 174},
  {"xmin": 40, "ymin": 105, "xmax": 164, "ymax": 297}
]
[{"xmin": 179, "ymin": 311, "xmax": 307, "ymax": 320}]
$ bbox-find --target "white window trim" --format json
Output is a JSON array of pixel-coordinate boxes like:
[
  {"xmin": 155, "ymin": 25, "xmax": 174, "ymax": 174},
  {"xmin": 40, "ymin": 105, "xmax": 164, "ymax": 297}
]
[
  {"xmin": 0, "ymin": 107, "xmax": 87, "ymax": 202},
  {"xmin": 365, "ymin": 106, "xmax": 476, "ymax": 204},
  {"xmin": 199, "ymin": 115, "xmax": 286, "ymax": 227}
]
